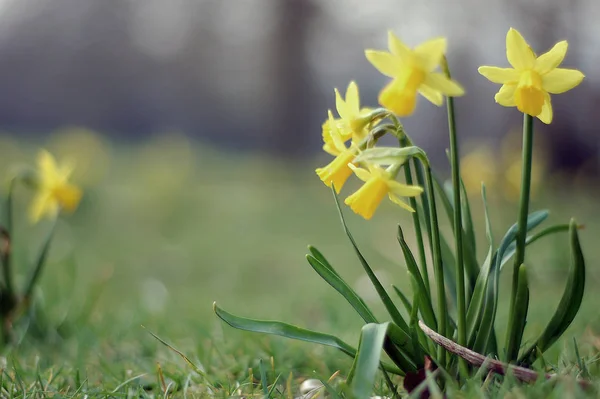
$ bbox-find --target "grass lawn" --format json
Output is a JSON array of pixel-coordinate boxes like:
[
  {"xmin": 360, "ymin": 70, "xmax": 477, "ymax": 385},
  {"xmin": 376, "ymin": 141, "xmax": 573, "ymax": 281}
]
[{"xmin": 1, "ymin": 133, "xmax": 599, "ymax": 397}]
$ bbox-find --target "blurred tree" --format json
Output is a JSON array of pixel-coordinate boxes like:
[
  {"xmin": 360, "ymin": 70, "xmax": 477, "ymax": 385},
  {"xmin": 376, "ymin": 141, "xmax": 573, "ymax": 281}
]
[{"xmin": 265, "ymin": 0, "xmax": 317, "ymax": 157}]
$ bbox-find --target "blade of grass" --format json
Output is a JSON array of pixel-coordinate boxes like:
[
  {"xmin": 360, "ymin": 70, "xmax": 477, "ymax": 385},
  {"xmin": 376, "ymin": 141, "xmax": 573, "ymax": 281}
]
[{"xmin": 258, "ymin": 359, "xmax": 269, "ymax": 397}]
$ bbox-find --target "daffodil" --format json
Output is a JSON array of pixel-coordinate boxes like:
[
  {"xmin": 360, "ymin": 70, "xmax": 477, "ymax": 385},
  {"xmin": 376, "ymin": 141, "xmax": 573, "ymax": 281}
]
[
  {"xmin": 316, "ymin": 111, "xmax": 359, "ymax": 193},
  {"xmin": 29, "ymin": 150, "xmax": 82, "ymax": 223},
  {"xmin": 365, "ymin": 31, "xmax": 465, "ymax": 116},
  {"xmin": 344, "ymin": 163, "xmax": 423, "ymax": 220},
  {"xmin": 322, "ymin": 81, "xmax": 374, "ymax": 155},
  {"xmin": 478, "ymin": 28, "xmax": 584, "ymax": 124}
]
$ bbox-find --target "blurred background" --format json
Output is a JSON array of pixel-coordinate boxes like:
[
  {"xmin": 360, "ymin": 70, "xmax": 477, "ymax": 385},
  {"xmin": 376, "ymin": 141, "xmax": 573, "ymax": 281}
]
[{"xmin": 0, "ymin": 0, "xmax": 599, "ymax": 375}]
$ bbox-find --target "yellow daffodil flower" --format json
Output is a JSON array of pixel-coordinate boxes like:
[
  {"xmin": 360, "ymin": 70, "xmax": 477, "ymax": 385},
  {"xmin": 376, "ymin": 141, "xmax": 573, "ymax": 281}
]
[
  {"xmin": 478, "ymin": 28, "xmax": 584, "ymax": 124},
  {"xmin": 316, "ymin": 110, "xmax": 359, "ymax": 193},
  {"xmin": 344, "ymin": 163, "xmax": 423, "ymax": 220},
  {"xmin": 365, "ymin": 31, "xmax": 465, "ymax": 116},
  {"xmin": 322, "ymin": 81, "xmax": 374, "ymax": 155},
  {"xmin": 30, "ymin": 150, "xmax": 82, "ymax": 223}
]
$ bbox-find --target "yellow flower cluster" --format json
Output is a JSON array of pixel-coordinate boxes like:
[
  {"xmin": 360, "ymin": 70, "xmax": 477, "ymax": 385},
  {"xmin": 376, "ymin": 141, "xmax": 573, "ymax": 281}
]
[{"xmin": 316, "ymin": 28, "xmax": 583, "ymax": 220}]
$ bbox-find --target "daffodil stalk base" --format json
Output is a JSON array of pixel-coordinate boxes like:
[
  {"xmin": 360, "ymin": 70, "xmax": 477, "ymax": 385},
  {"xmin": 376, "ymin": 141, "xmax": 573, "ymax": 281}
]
[{"xmin": 505, "ymin": 113, "xmax": 534, "ymax": 362}]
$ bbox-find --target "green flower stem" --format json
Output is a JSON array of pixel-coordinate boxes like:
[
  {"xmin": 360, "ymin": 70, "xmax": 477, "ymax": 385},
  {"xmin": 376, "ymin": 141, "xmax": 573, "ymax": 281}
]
[
  {"xmin": 414, "ymin": 160, "xmax": 433, "ymax": 246},
  {"xmin": 400, "ymin": 137, "xmax": 430, "ymax": 296},
  {"xmin": 442, "ymin": 56, "xmax": 467, "ymax": 375},
  {"xmin": 505, "ymin": 113, "xmax": 534, "ymax": 362},
  {"xmin": 419, "ymin": 159, "xmax": 448, "ymax": 365}
]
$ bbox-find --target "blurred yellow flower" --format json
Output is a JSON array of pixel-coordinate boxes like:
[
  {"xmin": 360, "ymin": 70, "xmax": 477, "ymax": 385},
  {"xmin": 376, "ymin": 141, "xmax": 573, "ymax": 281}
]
[
  {"xmin": 316, "ymin": 110, "xmax": 359, "ymax": 193},
  {"xmin": 322, "ymin": 81, "xmax": 373, "ymax": 155},
  {"xmin": 344, "ymin": 163, "xmax": 423, "ymax": 220},
  {"xmin": 460, "ymin": 145, "xmax": 498, "ymax": 196},
  {"xmin": 365, "ymin": 31, "xmax": 464, "ymax": 116},
  {"xmin": 30, "ymin": 150, "xmax": 82, "ymax": 223},
  {"xmin": 478, "ymin": 28, "xmax": 584, "ymax": 124}
]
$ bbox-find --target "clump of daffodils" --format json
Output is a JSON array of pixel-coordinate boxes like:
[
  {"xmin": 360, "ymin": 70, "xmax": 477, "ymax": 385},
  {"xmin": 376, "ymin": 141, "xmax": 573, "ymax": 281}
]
[{"xmin": 218, "ymin": 27, "xmax": 587, "ymax": 397}]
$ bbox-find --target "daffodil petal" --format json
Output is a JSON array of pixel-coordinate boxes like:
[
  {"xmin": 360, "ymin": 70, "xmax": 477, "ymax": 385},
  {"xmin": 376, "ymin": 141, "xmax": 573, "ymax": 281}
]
[
  {"xmin": 535, "ymin": 40, "xmax": 568, "ymax": 75},
  {"xmin": 542, "ymin": 68, "xmax": 585, "ymax": 94},
  {"xmin": 423, "ymin": 73, "xmax": 465, "ymax": 97},
  {"xmin": 378, "ymin": 79, "xmax": 418, "ymax": 116},
  {"xmin": 414, "ymin": 37, "xmax": 447, "ymax": 71},
  {"xmin": 365, "ymin": 50, "xmax": 402, "ymax": 78},
  {"xmin": 537, "ymin": 93, "xmax": 553, "ymax": 124},
  {"xmin": 348, "ymin": 163, "xmax": 371, "ymax": 182},
  {"xmin": 56, "ymin": 184, "xmax": 82, "ymax": 212},
  {"xmin": 506, "ymin": 28, "xmax": 535, "ymax": 70},
  {"xmin": 38, "ymin": 150, "xmax": 60, "ymax": 183},
  {"xmin": 494, "ymin": 84, "xmax": 516, "ymax": 107},
  {"xmin": 334, "ymin": 89, "xmax": 350, "ymax": 121},
  {"xmin": 345, "ymin": 81, "xmax": 360, "ymax": 115},
  {"xmin": 387, "ymin": 180, "xmax": 424, "ymax": 197},
  {"xmin": 418, "ymin": 84, "xmax": 444, "ymax": 106},
  {"xmin": 326, "ymin": 111, "xmax": 347, "ymax": 153},
  {"xmin": 322, "ymin": 142, "xmax": 338, "ymax": 156},
  {"xmin": 29, "ymin": 192, "xmax": 56, "ymax": 223},
  {"xmin": 388, "ymin": 193, "xmax": 415, "ymax": 212},
  {"xmin": 478, "ymin": 66, "xmax": 520, "ymax": 84},
  {"xmin": 387, "ymin": 31, "xmax": 411, "ymax": 59}
]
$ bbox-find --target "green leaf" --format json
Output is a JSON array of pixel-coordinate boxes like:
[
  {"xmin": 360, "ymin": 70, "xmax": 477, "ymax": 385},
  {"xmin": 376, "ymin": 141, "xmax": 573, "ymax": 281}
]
[
  {"xmin": 392, "ymin": 284, "xmax": 412, "ymax": 316},
  {"xmin": 460, "ymin": 179, "xmax": 477, "ymax": 262},
  {"xmin": 24, "ymin": 219, "xmax": 58, "ymax": 299},
  {"xmin": 213, "ymin": 303, "xmax": 405, "ymax": 376},
  {"xmin": 306, "ymin": 254, "xmax": 377, "ymax": 323},
  {"xmin": 331, "ymin": 187, "xmax": 410, "ymax": 334},
  {"xmin": 472, "ymin": 210, "xmax": 549, "ymax": 354},
  {"xmin": 519, "ymin": 219, "xmax": 586, "ymax": 364},
  {"xmin": 348, "ymin": 323, "xmax": 395, "ymax": 399},
  {"xmin": 466, "ymin": 185, "xmax": 493, "ymax": 346},
  {"xmin": 308, "ymin": 245, "xmax": 340, "ymax": 278},
  {"xmin": 307, "ymin": 252, "xmax": 418, "ymax": 373},
  {"xmin": 397, "ymin": 226, "xmax": 437, "ymax": 330},
  {"xmin": 354, "ymin": 146, "xmax": 423, "ymax": 166},
  {"xmin": 504, "ymin": 264, "xmax": 530, "ymax": 362},
  {"xmin": 438, "ymin": 232, "xmax": 457, "ymax": 311},
  {"xmin": 499, "ymin": 224, "xmax": 571, "ymax": 270}
]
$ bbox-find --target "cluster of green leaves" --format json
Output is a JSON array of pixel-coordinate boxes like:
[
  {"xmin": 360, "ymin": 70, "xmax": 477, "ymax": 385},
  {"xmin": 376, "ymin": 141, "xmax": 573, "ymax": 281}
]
[
  {"xmin": 215, "ymin": 116, "xmax": 587, "ymax": 397},
  {"xmin": 0, "ymin": 180, "xmax": 57, "ymax": 345}
]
